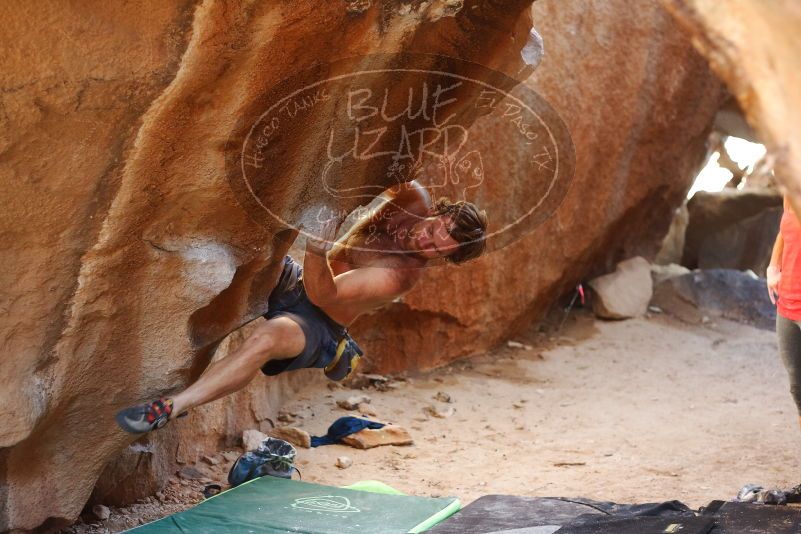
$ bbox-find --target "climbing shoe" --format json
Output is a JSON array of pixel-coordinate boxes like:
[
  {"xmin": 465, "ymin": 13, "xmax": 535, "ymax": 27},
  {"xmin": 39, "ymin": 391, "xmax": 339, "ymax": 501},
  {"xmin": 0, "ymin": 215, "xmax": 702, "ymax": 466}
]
[
  {"xmin": 228, "ymin": 437, "xmax": 298, "ymax": 487},
  {"xmin": 116, "ymin": 398, "xmax": 175, "ymax": 434}
]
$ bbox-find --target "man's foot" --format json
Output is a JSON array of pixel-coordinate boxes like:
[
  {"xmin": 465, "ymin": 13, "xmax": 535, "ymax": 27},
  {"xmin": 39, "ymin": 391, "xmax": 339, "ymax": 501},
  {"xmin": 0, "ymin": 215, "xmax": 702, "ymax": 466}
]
[{"xmin": 116, "ymin": 398, "xmax": 174, "ymax": 434}]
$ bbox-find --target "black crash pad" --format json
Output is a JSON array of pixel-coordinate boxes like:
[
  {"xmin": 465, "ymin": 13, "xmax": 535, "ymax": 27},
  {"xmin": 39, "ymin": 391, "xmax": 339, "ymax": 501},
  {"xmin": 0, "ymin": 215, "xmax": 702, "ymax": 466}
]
[
  {"xmin": 427, "ymin": 495, "xmax": 696, "ymax": 534},
  {"xmin": 557, "ymin": 515, "xmax": 715, "ymax": 534},
  {"xmin": 703, "ymin": 501, "xmax": 801, "ymax": 533}
]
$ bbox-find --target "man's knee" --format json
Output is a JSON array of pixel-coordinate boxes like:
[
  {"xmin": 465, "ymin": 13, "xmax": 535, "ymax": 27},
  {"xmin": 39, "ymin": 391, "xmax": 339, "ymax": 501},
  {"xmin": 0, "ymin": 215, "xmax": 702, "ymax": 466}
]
[
  {"xmin": 240, "ymin": 316, "xmax": 305, "ymax": 362},
  {"xmin": 241, "ymin": 323, "xmax": 279, "ymax": 361}
]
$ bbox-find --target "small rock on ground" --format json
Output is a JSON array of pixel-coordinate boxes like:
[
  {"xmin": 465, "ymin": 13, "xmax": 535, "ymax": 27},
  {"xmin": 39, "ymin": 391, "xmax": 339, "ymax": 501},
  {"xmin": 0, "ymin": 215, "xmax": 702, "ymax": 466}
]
[
  {"xmin": 277, "ymin": 411, "xmax": 296, "ymax": 423},
  {"xmin": 177, "ymin": 466, "xmax": 205, "ymax": 481},
  {"xmin": 221, "ymin": 451, "xmax": 240, "ymax": 462},
  {"xmin": 269, "ymin": 426, "xmax": 311, "ymax": 448},
  {"xmin": 341, "ymin": 425, "xmax": 414, "ymax": 449},
  {"xmin": 92, "ymin": 504, "xmax": 110, "ymax": 520},
  {"xmin": 357, "ymin": 402, "xmax": 376, "ymax": 416},
  {"xmin": 337, "ymin": 394, "xmax": 371, "ymax": 410},
  {"xmin": 242, "ymin": 428, "xmax": 269, "ymax": 451},
  {"xmin": 425, "ymin": 405, "xmax": 455, "ymax": 418}
]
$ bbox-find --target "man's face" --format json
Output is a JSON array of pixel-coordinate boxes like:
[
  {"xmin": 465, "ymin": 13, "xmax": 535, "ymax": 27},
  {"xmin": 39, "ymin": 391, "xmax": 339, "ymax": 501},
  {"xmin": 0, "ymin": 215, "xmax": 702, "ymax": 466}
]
[{"xmin": 412, "ymin": 215, "xmax": 460, "ymax": 259}]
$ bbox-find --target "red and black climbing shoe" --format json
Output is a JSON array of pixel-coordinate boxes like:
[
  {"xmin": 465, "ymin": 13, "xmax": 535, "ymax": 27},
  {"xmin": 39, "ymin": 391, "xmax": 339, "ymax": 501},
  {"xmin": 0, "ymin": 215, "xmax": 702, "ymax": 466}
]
[{"xmin": 115, "ymin": 398, "xmax": 174, "ymax": 434}]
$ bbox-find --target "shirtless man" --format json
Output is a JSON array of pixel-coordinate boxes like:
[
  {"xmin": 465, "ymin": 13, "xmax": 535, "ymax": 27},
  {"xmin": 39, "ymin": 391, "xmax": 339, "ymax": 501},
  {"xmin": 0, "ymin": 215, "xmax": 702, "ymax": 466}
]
[{"xmin": 116, "ymin": 181, "xmax": 487, "ymax": 433}]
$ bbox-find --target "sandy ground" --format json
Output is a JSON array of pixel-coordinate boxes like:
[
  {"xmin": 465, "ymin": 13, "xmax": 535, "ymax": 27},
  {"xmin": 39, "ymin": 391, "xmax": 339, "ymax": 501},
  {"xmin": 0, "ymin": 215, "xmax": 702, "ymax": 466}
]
[
  {"xmin": 67, "ymin": 310, "xmax": 801, "ymax": 531},
  {"xmin": 295, "ymin": 311, "xmax": 801, "ymax": 507}
]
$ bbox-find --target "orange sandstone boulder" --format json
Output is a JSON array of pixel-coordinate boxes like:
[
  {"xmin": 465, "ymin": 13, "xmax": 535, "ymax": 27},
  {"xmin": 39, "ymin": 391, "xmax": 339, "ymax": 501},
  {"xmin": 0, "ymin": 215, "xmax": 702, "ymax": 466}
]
[
  {"xmin": 0, "ymin": 0, "xmax": 537, "ymax": 530},
  {"xmin": 352, "ymin": 0, "xmax": 723, "ymax": 373}
]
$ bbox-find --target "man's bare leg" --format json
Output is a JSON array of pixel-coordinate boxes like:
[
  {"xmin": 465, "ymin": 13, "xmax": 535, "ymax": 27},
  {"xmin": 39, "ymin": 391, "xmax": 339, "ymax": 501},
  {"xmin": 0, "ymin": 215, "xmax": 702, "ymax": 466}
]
[
  {"xmin": 171, "ymin": 317, "xmax": 305, "ymax": 414},
  {"xmin": 116, "ymin": 316, "xmax": 305, "ymax": 433}
]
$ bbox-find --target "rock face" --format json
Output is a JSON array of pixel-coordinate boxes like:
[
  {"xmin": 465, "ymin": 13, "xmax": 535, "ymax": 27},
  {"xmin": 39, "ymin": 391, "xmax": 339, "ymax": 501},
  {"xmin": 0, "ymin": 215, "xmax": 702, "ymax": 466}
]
[
  {"xmin": 0, "ymin": 1, "xmax": 538, "ymax": 531},
  {"xmin": 588, "ymin": 257, "xmax": 653, "ymax": 320},
  {"xmin": 682, "ymin": 190, "xmax": 782, "ymax": 277},
  {"xmin": 655, "ymin": 204, "xmax": 690, "ymax": 266},
  {"xmin": 661, "ymin": 0, "xmax": 801, "ymax": 214},
  {"xmin": 88, "ymin": 324, "xmax": 323, "ymax": 509},
  {"xmin": 651, "ymin": 263, "xmax": 691, "ymax": 287},
  {"xmin": 352, "ymin": 0, "xmax": 723, "ymax": 372},
  {"xmin": 1, "ymin": 1, "xmax": 727, "ymax": 530}
]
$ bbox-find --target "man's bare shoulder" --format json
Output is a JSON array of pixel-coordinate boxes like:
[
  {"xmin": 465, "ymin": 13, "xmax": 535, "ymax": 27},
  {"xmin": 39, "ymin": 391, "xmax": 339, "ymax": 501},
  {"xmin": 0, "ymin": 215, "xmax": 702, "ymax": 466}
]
[{"xmin": 331, "ymin": 261, "xmax": 422, "ymax": 307}]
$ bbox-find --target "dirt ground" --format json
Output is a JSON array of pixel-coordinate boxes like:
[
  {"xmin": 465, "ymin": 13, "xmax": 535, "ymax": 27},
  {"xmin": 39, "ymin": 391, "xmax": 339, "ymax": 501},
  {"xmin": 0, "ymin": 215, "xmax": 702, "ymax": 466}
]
[{"xmin": 67, "ymin": 310, "xmax": 801, "ymax": 532}]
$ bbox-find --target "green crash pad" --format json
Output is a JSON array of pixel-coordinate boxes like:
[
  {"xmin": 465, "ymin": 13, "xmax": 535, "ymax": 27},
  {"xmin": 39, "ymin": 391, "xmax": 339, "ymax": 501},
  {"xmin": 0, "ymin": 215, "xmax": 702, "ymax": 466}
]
[{"xmin": 128, "ymin": 477, "xmax": 460, "ymax": 534}]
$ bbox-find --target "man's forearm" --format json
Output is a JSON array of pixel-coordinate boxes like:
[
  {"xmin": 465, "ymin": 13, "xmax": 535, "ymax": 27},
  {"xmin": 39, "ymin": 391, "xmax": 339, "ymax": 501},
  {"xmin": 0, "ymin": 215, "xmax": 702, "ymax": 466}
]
[{"xmin": 303, "ymin": 247, "xmax": 338, "ymax": 305}]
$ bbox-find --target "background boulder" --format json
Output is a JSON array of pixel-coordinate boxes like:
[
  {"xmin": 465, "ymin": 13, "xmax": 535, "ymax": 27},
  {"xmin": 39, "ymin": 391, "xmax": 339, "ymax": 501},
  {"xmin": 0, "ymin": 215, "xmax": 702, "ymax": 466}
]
[
  {"xmin": 353, "ymin": 0, "xmax": 723, "ymax": 372},
  {"xmin": 661, "ymin": 0, "xmax": 801, "ymax": 215},
  {"xmin": 652, "ymin": 269, "xmax": 776, "ymax": 330},
  {"xmin": 681, "ymin": 190, "xmax": 782, "ymax": 276}
]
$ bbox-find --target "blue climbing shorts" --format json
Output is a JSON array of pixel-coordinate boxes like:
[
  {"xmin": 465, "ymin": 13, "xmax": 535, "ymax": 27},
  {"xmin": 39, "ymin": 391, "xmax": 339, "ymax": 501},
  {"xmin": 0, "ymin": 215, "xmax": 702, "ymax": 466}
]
[{"xmin": 261, "ymin": 255, "xmax": 362, "ymax": 381}]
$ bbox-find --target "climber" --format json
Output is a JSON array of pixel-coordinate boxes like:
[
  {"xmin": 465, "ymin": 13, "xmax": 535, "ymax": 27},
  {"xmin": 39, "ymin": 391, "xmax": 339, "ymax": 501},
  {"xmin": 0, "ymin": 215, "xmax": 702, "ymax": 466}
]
[{"xmin": 116, "ymin": 180, "xmax": 488, "ymax": 433}]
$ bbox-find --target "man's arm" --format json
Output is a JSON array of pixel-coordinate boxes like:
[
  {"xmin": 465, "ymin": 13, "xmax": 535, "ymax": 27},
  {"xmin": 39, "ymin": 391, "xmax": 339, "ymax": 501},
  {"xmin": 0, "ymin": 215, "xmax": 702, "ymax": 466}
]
[
  {"xmin": 303, "ymin": 219, "xmax": 340, "ymax": 305},
  {"xmin": 303, "ymin": 180, "xmax": 428, "ymax": 306},
  {"xmin": 303, "ymin": 219, "xmax": 414, "ymax": 308},
  {"xmin": 305, "ymin": 248, "xmax": 412, "ymax": 308},
  {"xmin": 305, "ymin": 258, "xmax": 412, "ymax": 308},
  {"xmin": 319, "ymin": 266, "xmax": 412, "ymax": 307}
]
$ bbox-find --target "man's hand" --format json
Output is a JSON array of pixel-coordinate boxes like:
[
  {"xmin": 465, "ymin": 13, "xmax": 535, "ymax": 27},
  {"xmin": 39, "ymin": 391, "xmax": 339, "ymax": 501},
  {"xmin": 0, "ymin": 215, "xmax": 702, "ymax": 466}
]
[
  {"xmin": 306, "ymin": 219, "xmax": 340, "ymax": 255},
  {"xmin": 767, "ymin": 265, "xmax": 781, "ymax": 304},
  {"xmin": 303, "ymin": 218, "xmax": 342, "ymax": 306}
]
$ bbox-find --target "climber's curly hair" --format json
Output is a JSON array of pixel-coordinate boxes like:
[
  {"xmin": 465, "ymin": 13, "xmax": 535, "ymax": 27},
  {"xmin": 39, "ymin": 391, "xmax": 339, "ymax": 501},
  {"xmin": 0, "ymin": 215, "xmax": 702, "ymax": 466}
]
[{"xmin": 431, "ymin": 198, "xmax": 488, "ymax": 264}]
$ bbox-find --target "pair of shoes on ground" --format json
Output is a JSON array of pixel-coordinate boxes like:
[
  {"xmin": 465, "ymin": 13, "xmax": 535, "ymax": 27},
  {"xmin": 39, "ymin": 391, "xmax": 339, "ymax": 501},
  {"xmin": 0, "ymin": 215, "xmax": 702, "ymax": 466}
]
[
  {"xmin": 116, "ymin": 398, "xmax": 183, "ymax": 434},
  {"xmin": 116, "ymin": 398, "xmax": 299, "ymax": 488},
  {"xmin": 228, "ymin": 437, "xmax": 298, "ymax": 487}
]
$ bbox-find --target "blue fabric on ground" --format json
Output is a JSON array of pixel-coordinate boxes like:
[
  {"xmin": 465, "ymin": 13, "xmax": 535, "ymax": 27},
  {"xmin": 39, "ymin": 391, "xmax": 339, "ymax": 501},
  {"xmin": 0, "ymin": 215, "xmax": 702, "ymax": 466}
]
[{"xmin": 311, "ymin": 416, "xmax": 385, "ymax": 447}]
